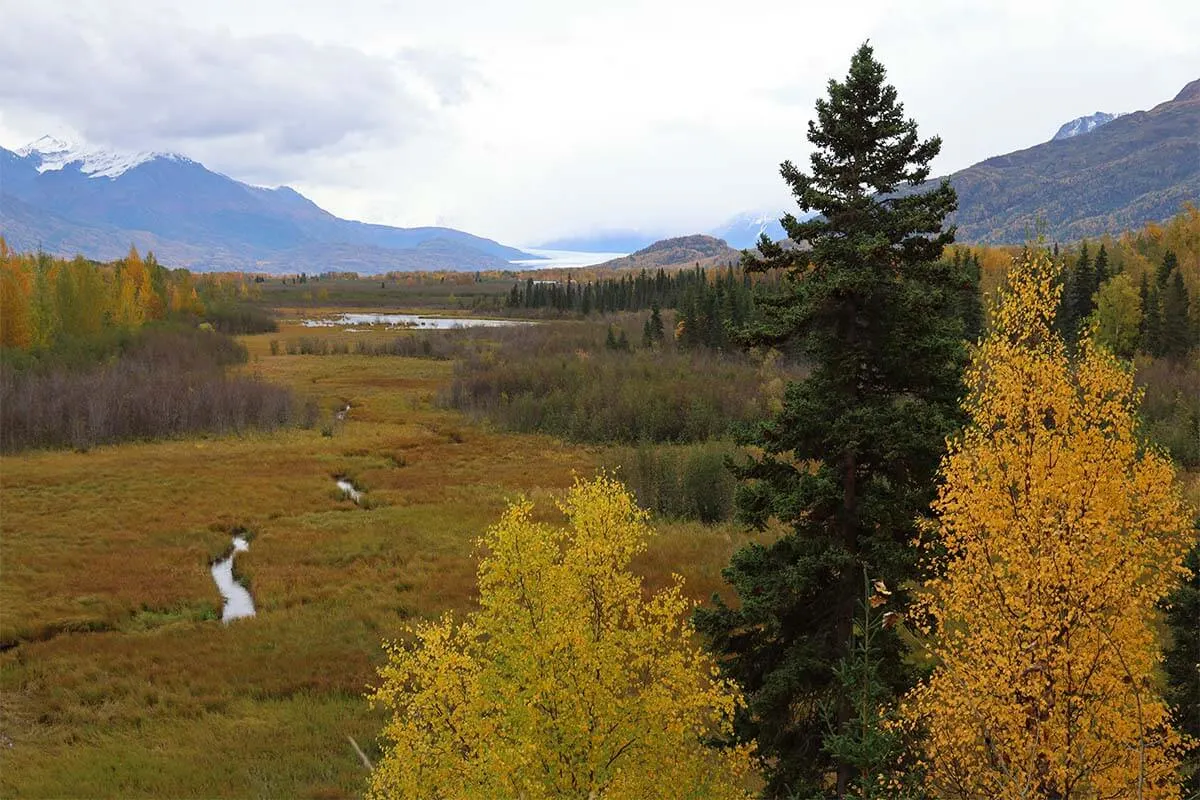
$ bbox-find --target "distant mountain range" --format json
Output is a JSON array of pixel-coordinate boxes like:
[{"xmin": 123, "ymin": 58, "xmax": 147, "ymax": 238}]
[
  {"xmin": 941, "ymin": 79, "xmax": 1199, "ymax": 243},
  {"xmin": 0, "ymin": 136, "xmax": 537, "ymax": 273},
  {"xmin": 4, "ymin": 78, "xmax": 1195, "ymax": 269}
]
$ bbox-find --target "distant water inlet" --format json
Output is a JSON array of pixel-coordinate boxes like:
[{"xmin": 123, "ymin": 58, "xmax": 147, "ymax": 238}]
[
  {"xmin": 303, "ymin": 313, "xmax": 534, "ymax": 329},
  {"xmin": 211, "ymin": 536, "xmax": 255, "ymax": 623}
]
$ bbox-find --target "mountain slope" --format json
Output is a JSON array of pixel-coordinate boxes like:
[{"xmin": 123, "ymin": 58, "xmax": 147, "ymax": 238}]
[
  {"xmin": 592, "ymin": 234, "xmax": 741, "ymax": 271},
  {"xmin": 945, "ymin": 79, "xmax": 1199, "ymax": 243},
  {"xmin": 0, "ymin": 138, "xmax": 535, "ymax": 272}
]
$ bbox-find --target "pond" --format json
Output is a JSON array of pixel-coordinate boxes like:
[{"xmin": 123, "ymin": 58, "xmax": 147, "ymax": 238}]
[{"xmin": 302, "ymin": 313, "xmax": 534, "ymax": 329}]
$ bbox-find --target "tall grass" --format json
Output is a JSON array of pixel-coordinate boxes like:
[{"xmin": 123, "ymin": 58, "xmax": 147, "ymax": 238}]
[{"xmin": 0, "ymin": 328, "xmax": 308, "ymax": 452}]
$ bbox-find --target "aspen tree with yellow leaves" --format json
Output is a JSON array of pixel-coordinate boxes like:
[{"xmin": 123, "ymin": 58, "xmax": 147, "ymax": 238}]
[
  {"xmin": 368, "ymin": 476, "xmax": 754, "ymax": 799},
  {"xmin": 905, "ymin": 249, "xmax": 1194, "ymax": 799}
]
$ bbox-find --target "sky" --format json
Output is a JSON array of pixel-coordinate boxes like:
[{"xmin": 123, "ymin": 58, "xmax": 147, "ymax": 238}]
[{"xmin": 1, "ymin": 0, "xmax": 1197, "ymax": 247}]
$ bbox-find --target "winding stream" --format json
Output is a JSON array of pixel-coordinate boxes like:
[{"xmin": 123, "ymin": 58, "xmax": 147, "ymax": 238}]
[
  {"xmin": 336, "ymin": 479, "xmax": 364, "ymax": 504},
  {"xmin": 211, "ymin": 536, "xmax": 255, "ymax": 623}
]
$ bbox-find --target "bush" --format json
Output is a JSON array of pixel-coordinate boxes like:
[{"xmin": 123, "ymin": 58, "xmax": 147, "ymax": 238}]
[
  {"xmin": 203, "ymin": 304, "xmax": 278, "ymax": 334},
  {"xmin": 1137, "ymin": 355, "xmax": 1200, "ymax": 467},
  {"xmin": 0, "ymin": 328, "xmax": 298, "ymax": 452},
  {"xmin": 603, "ymin": 442, "xmax": 739, "ymax": 523}
]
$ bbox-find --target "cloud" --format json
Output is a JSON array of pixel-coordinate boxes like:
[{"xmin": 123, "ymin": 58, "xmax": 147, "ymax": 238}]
[
  {"xmin": 0, "ymin": 4, "xmax": 471, "ymax": 167},
  {"xmin": 2, "ymin": 0, "xmax": 1196, "ymax": 245}
]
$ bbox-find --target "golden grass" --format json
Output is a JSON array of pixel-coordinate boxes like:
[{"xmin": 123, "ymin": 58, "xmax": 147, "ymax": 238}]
[{"xmin": 0, "ymin": 330, "xmax": 767, "ymax": 798}]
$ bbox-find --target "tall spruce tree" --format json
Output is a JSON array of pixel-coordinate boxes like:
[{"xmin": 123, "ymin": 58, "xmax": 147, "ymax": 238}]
[
  {"xmin": 1164, "ymin": 540, "xmax": 1200, "ymax": 797},
  {"xmin": 695, "ymin": 42, "xmax": 969, "ymax": 797},
  {"xmin": 1071, "ymin": 241, "xmax": 1095, "ymax": 333}
]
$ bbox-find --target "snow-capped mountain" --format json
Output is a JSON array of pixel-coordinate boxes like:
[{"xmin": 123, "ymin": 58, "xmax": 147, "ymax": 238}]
[
  {"xmin": 1, "ymin": 135, "xmax": 536, "ymax": 272},
  {"xmin": 15, "ymin": 135, "xmax": 186, "ymax": 179},
  {"xmin": 1051, "ymin": 111, "xmax": 1125, "ymax": 141},
  {"xmin": 708, "ymin": 210, "xmax": 791, "ymax": 249}
]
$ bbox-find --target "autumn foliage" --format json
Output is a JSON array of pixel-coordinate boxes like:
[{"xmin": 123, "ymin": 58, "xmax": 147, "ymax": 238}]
[
  {"xmin": 905, "ymin": 249, "xmax": 1194, "ymax": 799},
  {"xmin": 368, "ymin": 476, "xmax": 754, "ymax": 799},
  {"xmin": 0, "ymin": 238, "xmax": 261, "ymax": 352}
]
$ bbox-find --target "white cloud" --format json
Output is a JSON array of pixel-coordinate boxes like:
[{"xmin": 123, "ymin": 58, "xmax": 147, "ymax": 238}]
[{"xmin": 1, "ymin": 0, "xmax": 1197, "ymax": 245}]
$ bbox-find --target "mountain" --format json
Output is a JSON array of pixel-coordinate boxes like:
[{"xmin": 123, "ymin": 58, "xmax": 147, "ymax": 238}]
[
  {"xmin": 942, "ymin": 79, "xmax": 1200, "ymax": 243},
  {"xmin": 1051, "ymin": 111, "xmax": 1124, "ymax": 141},
  {"xmin": 0, "ymin": 136, "xmax": 537, "ymax": 272},
  {"xmin": 707, "ymin": 211, "xmax": 791, "ymax": 249},
  {"xmin": 591, "ymin": 234, "xmax": 741, "ymax": 271}
]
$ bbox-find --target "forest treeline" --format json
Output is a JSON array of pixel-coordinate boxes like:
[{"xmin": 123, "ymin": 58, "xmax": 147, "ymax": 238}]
[
  {"xmin": 0, "ymin": 242, "xmax": 306, "ymax": 451},
  {"xmin": 0, "ymin": 239, "xmax": 274, "ymax": 359}
]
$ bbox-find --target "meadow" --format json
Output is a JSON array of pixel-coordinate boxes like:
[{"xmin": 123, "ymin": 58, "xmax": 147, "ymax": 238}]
[
  {"xmin": 2, "ymin": 249, "xmax": 1196, "ymax": 797},
  {"xmin": 0, "ymin": 315, "xmax": 773, "ymax": 798}
]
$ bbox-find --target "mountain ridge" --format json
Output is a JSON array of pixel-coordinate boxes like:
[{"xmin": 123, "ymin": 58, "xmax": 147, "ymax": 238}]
[
  {"xmin": 0, "ymin": 139, "xmax": 537, "ymax": 272},
  {"xmin": 934, "ymin": 79, "xmax": 1199, "ymax": 243}
]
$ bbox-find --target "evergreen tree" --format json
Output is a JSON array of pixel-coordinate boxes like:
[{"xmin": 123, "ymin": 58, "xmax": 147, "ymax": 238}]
[
  {"xmin": 1070, "ymin": 241, "xmax": 1095, "ymax": 334},
  {"xmin": 1157, "ymin": 250, "xmax": 1179, "ymax": 290},
  {"xmin": 1094, "ymin": 242, "xmax": 1110, "ymax": 285},
  {"xmin": 1162, "ymin": 269, "xmax": 1192, "ymax": 359},
  {"xmin": 695, "ymin": 43, "xmax": 968, "ymax": 798},
  {"xmin": 1164, "ymin": 540, "xmax": 1200, "ymax": 797},
  {"xmin": 1143, "ymin": 284, "xmax": 1164, "ymax": 357},
  {"xmin": 957, "ymin": 250, "xmax": 984, "ymax": 343},
  {"xmin": 649, "ymin": 302, "xmax": 665, "ymax": 343}
]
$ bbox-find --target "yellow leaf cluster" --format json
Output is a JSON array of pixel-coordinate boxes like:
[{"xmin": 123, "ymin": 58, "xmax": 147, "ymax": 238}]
[
  {"xmin": 905, "ymin": 250, "xmax": 1194, "ymax": 799},
  {"xmin": 368, "ymin": 475, "xmax": 754, "ymax": 799}
]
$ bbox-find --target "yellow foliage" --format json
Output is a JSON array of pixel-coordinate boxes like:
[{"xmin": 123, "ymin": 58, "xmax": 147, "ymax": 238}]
[
  {"xmin": 368, "ymin": 475, "xmax": 754, "ymax": 799},
  {"xmin": 905, "ymin": 250, "xmax": 1194, "ymax": 799},
  {"xmin": 0, "ymin": 255, "xmax": 34, "ymax": 348}
]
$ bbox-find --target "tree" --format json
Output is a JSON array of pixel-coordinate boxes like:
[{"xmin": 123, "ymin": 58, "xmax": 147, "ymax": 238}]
[
  {"xmin": 1091, "ymin": 272, "xmax": 1142, "ymax": 358},
  {"xmin": 1161, "ymin": 269, "xmax": 1192, "ymax": 359},
  {"xmin": 368, "ymin": 476, "xmax": 754, "ymax": 799},
  {"xmin": 1141, "ymin": 273, "xmax": 1163, "ymax": 356},
  {"xmin": 649, "ymin": 301, "xmax": 665, "ymax": 344},
  {"xmin": 1094, "ymin": 242, "xmax": 1110, "ymax": 286},
  {"xmin": 695, "ymin": 42, "xmax": 968, "ymax": 797},
  {"xmin": 1070, "ymin": 241, "xmax": 1095, "ymax": 337},
  {"xmin": 1163, "ymin": 541, "xmax": 1200, "ymax": 797},
  {"xmin": 905, "ymin": 249, "xmax": 1192, "ymax": 800},
  {"xmin": 0, "ymin": 249, "xmax": 33, "ymax": 349}
]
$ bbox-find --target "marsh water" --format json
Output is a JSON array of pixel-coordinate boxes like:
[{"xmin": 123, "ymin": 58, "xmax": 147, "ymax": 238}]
[
  {"xmin": 303, "ymin": 313, "xmax": 534, "ymax": 329},
  {"xmin": 211, "ymin": 536, "xmax": 255, "ymax": 623}
]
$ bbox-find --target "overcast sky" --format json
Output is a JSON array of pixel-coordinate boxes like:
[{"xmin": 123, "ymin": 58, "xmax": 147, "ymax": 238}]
[{"xmin": 1, "ymin": 0, "xmax": 1196, "ymax": 246}]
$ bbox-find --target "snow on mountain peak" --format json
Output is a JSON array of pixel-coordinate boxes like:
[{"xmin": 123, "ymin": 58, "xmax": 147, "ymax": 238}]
[
  {"xmin": 1051, "ymin": 111, "xmax": 1126, "ymax": 142},
  {"xmin": 16, "ymin": 135, "xmax": 183, "ymax": 179}
]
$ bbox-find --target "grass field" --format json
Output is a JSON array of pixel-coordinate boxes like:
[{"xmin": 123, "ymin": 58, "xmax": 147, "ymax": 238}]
[{"xmin": 0, "ymin": 321, "xmax": 770, "ymax": 798}]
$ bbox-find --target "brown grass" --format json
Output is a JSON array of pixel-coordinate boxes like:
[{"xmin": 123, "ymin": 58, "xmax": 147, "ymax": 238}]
[{"xmin": 0, "ymin": 325, "xmax": 769, "ymax": 798}]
